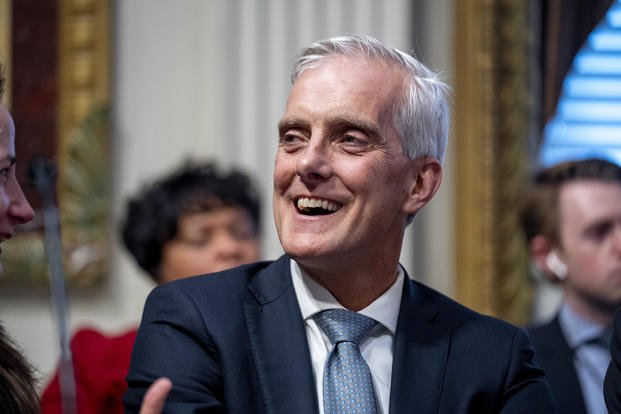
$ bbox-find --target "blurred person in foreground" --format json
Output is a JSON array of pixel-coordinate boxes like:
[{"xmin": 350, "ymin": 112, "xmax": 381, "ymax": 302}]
[
  {"xmin": 125, "ymin": 34, "xmax": 555, "ymax": 413},
  {"xmin": 0, "ymin": 62, "xmax": 171, "ymax": 414},
  {"xmin": 0, "ymin": 62, "xmax": 38, "ymax": 414},
  {"xmin": 520, "ymin": 158, "xmax": 621, "ymax": 414},
  {"xmin": 40, "ymin": 161, "xmax": 262, "ymax": 413}
]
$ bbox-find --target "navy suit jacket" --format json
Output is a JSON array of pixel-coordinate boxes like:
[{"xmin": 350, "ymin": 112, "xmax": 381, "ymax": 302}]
[
  {"xmin": 124, "ymin": 255, "xmax": 555, "ymax": 413},
  {"xmin": 604, "ymin": 308, "xmax": 621, "ymax": 412},
  {"xmin": 527, "ymin": 316, "xmax": 586, "ymax": 414}
]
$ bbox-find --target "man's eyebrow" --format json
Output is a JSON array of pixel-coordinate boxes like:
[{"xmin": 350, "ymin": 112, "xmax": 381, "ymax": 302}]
[
  {"xmin": 278, "ymin": 116, "xmax": 381, "ymax": 139},
  {"xmin": 330, "ymin": 117, "xmax": 380, "ymax": 138},
  {"xmin": 278, "ymin": 117, "xmax": 309, "ymax": 134},
  {"xmin": 584, "ymin": 217, "xmax": 616, "ymax": 233}
]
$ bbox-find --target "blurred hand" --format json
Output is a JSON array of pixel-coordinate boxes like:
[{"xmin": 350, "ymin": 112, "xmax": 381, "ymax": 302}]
[{"xmin": 139, "ymin": 377, "xmax": 172, "ymax": 414}]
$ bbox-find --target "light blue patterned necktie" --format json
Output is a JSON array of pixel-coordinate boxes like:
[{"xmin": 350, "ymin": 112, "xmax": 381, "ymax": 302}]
[{"xmin": 314, "ymin": 309, "xmax": 379, "ymax": 414}]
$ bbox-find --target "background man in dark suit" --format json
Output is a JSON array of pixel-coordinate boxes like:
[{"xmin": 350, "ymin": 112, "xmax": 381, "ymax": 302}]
[
  {"xmin": 520, "ymin": 158, "xmax": 621, "ymax": 414},
  {"xmin": 124, "ymin": 34, "xmax": 555, "ymax": 413}
]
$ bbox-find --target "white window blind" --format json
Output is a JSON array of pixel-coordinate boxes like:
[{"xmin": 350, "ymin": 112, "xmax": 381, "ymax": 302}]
[{"xmin": 540, "ymin": 0, "xmax": 621, "ymax": 166}]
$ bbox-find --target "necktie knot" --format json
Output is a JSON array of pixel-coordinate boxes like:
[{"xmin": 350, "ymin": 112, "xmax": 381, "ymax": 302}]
[{"xmin": 313, "ymin": 309, "xmax": 378, "ymax": 346}]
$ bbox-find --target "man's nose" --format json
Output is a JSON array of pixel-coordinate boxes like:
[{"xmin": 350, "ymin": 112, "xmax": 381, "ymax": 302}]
[{"xmin": 296, "ymin": 138, "xmax": 333, "ymax": 183}]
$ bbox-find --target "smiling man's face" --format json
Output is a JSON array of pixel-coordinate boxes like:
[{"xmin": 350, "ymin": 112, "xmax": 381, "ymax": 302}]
[{"xmin": 273, "ymin": 55, "xmax": 420, "ymax": 272}]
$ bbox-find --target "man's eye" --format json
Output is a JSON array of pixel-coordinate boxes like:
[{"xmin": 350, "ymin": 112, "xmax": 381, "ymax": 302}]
[
  {"xmin": 588, "ymin": 223, "xmax": 612, "ymax": 241},
  {"xmin": 279, "ymin": 132, "xmax": 306, "ymax": 150},
  {"xmin": 339, "ymin": 134, "xmax": 370, "ymax": 151},
  {"xmin": 281, "ymin": 134, "xmax": 299, "ymax": 143},
  {"xmin": 342, "ymin": 135, "xmax": 363, "ymax": 143},
  {"xmin": 0, "ymin": 167, "xmax": 10, "ymax": 184}
]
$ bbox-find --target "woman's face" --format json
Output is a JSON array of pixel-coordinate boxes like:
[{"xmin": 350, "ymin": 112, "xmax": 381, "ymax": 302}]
[
  {"xmin": 0, "ymin": 105, "xmax": 34, "ymax": 277},
  {"xmin": 158, "ymin": 206, "xmax": 261, "ymax": 283}
]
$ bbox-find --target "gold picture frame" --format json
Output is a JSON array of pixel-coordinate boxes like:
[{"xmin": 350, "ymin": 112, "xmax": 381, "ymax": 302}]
[
  {"xmin": 454, "ymin": 0, "xmax": 535, "ymax": 325},
  {"xmin": 0, "ymin": 0, "xmax": 110, "ymax": 289}
]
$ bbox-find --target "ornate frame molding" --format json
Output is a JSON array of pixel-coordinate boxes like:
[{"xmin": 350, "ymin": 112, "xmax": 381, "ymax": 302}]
[
  {"xmin": 58, "ymin": 0, "xmax": 110, "ymax": 160},
  {"xmin": 454, "ymin": 0, "xmax": 535, "ymax": 324}
]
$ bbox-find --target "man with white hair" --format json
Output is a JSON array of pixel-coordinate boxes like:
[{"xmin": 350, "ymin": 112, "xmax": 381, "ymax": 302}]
[{"xmin": 125, "ymin": 35, "xmax": 555, "ymax": 413}]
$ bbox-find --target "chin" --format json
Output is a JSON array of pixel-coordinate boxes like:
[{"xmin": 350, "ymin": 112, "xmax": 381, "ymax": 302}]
[
  {"xmin": 283, "ymin": 241, "xmax": 323, "ymax": 260},
  {"xmin": 284, "ymin": 240, "xmax": 343, "ymax": 265},
  {"xmin": 283, "ymin": 245, "xmax": 317, "ymax": 260}
]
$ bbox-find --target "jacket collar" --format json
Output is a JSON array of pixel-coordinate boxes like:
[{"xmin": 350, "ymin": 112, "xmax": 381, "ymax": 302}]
[
  {"xmin": 389, "ymin": 274, "xmax": 448, "ymax": 414},
  {"xmin": 245, "ymin": 255, "xmax": 319, "ymax": 414}
]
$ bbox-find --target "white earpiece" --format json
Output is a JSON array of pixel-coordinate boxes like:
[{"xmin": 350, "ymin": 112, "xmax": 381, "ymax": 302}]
[{"xmin": 545, "ymin": 250, "xmax": 568, "ymax": 280}]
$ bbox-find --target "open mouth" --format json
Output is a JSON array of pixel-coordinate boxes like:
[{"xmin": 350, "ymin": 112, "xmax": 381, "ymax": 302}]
[{"xmin": 296, "ymin": 197, "xmax": 342, "ymax": 216}]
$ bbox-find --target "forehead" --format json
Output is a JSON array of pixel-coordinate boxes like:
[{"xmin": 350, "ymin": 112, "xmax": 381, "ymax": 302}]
[
  {"xmin": 285, "ymin": 55, "xmax": 405, "ymax": 118},
  {"xmin": 559, "ymin": 180, "xmax": 621, "ymax": 224}
]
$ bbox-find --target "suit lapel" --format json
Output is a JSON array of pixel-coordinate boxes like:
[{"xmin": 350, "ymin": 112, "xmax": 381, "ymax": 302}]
[
  {"xmin": 389, "ymin": 276, "xmax": 448, "ymax": 414},
  {"xmin": 534, "ymin": 317, "xmax": 586, "ymax": 413},
  {"xmin": 244, "ymin": 255, "xmax": 319, "ymax": 414}
]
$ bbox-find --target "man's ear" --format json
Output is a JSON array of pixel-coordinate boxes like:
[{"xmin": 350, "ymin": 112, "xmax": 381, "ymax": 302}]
[
  {"xmin": 402, "ymin": 157, "xmax": 442, "ymax": 215},
  {"xmin": 529, "ymin": 235, "xmax": 567, "ymax": 282}
]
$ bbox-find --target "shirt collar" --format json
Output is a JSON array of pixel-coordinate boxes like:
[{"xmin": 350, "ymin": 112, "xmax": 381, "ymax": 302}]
[
  {"xmin": 290, "ymin": 259, "xmax": 403, "ymax": 335},
  {"xmin": 559, "ymin": 303, "xmax": 609, "ymax": 349}
]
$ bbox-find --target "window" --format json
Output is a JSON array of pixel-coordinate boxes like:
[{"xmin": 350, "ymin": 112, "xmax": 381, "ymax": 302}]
[{"xmin": 540, "ymin": 0, "xmax": 621, "ymax": 166}]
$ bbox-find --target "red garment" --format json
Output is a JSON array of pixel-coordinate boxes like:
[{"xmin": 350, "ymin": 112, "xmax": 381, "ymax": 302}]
[{"xmin": 40, "ymin": 327, "xmax": 137, "ymax": 414}]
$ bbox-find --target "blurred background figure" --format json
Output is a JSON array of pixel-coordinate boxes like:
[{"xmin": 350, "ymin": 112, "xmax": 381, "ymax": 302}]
[
  {"xmin": 40, "ymin": 160, "xmax": 262, "ymax": 414},
  {"xmin": 519, "ymin": 158, "xmax": 621, "ymax": 414},
  {"xmin": 0, "ymin": 64, "xmax": 38, "ymax": 413},
  {"xmin": 120, "ymin": 160, "xmax": 262, "ymax": 283}
]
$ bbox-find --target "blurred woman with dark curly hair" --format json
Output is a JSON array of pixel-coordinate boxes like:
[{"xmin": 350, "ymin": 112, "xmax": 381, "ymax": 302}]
[{"xmin": 121, "ymin": 160, "xmax": 262, "ymax": 283}]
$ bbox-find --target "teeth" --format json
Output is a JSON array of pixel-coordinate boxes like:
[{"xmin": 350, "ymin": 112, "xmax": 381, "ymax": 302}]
[{"xmin": 297, "ymin": 197, "xmax": 341, "ymax": 212}]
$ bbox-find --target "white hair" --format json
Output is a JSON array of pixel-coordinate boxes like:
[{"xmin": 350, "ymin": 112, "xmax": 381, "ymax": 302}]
[{"xmin": 291, "ymin": 35, "xmax": 451, "ymax": 163}]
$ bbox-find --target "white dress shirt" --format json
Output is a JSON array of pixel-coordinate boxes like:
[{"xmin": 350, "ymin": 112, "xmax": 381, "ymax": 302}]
[{"xmin": 290, "ymin": 259, "xmax": 404, "ymax": 414}]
